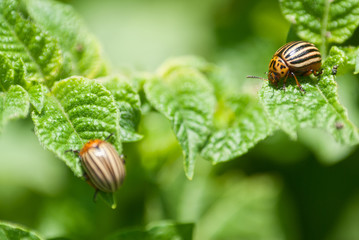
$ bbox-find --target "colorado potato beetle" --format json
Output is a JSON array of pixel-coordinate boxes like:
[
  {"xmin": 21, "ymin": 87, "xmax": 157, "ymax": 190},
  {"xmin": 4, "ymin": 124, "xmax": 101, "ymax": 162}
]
[
  {"xmin": 248, "ymin": 41, "xmax": 322, "ymax": 92},
  {"xmin": 66, "ymin": 134, "xmax": 126, "ymax": 197}
]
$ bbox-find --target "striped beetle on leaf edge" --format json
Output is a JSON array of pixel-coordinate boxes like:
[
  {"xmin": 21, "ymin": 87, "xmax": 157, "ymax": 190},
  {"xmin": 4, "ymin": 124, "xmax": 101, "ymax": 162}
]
[
  {"xmin": 248, "ymin": 41, "xmax": 322, "ymax": 92},
  {"xmin": 66, "ymin": 134, "xmax": 126, "ymax": 200}
]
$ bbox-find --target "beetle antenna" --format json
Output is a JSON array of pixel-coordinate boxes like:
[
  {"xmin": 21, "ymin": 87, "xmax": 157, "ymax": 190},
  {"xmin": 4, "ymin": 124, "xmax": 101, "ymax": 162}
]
[
  {"xmin": 246, "ymin": 75, "xmax": 267, "ymax": 81},
  {"xmin": 105, "ymin": 133, "xmax": 114, "ymax": 141}
]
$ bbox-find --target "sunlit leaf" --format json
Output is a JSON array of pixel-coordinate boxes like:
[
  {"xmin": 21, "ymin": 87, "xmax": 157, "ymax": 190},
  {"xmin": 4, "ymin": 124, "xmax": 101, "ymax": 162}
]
[
  {"xmin": 259, "ymin": 46, "xmax": 359, "ymax": 145},
  {"xmin": 25, "ymin": 0, "xmax": 109, "ymax": 78},
  {"xmin": 145, "ymin": 68, "xmax": 215, "ymax": 179},
  {"xmin": 156, "ymin": 55, "xmax": 225, "ymax": 96},
  {"xmin": 0, "ymin": 85, "xmax": 30, "ymax": 131},
  {"xmin": 32, "ymin": 76, "xmax": 121, "ymax": 177},
  {"xmin": 98, "ymin": 75, "xmax": 142, "ymax": 142},
  {"xmin": 28, "ymin": 84, "xmax": 47, "ymax": 113},
  {"xmin": 0, "ymin": 53, "xmax": 30, "ymax": 130},
  {"xmin": 340, "ymin": 46, "xmax": 359, "ymax": 74},
  {"xmin": 280, "ymin": 0, "xmax": 359, "ymax": 46},
  {"xmin": 0, "ymin": 54, "xmax": 26, "ymax": 91},
  {"xmin": 202, "ymin": 94, "xmax": 276, "ymax": 164},
  {"xmin": 0, "ymin": 0, "xmax": 63, "ymax": 86},
  {"xmin": 157, "ymin": 55, "xmax": 214, "ymax": 78}
]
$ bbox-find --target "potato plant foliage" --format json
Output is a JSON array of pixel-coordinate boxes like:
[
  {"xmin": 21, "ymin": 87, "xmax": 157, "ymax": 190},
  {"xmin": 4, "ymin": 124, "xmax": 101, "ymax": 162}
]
[{"xmin": 1, "ymin": 0, "xmax": 359, "ymax": 238}]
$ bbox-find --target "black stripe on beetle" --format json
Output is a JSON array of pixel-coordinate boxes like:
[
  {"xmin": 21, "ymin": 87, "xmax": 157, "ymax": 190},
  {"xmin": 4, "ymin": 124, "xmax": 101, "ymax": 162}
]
[
  {"xmin": 268, "ymin": 41, "xmax": 322, "ymax": 92},
  {"xmin": 270, "ymin": 60, "xmax": 276, "ymax": 70},
  {"xmin": 65, "ymin": 135, "xmax": 126, "ymax": 199},
  {"xmin": 247, "ymin": 41, "xmax": 323, "ymax": 93},
  {"xmin": 286, "ymin": 47, "xmax": 319, "ymax": 61},
  {"xmin": 281, "ymin": 41, "xmax": 307, "ymax": 56},
  {"xmin": 289, "ymin": 54, "xmax": 322, "ymax": 65},
  {"xmin": 276, "ymin": 42, "xmax": 298, "ymax": 55},
  {"xmin": 81, "ymin": 142, "xmax": 125, "ymax": 193}
]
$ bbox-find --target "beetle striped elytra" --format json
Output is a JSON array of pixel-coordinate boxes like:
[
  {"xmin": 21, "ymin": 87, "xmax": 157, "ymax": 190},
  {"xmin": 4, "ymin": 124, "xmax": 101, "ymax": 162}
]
[
  {"xmin": 66, "ymin": 134, "xmax": 126, "ymax": 198},
  {"xmin": 248, "ymin": 41, "xmax": 322, "ymax": 92}
]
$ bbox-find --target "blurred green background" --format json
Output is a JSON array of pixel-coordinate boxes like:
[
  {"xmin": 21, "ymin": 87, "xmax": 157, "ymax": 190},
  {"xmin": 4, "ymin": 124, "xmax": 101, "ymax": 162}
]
[{"xmin": 1, "ymin": 0, "xmax": 359, "ymax": 239}]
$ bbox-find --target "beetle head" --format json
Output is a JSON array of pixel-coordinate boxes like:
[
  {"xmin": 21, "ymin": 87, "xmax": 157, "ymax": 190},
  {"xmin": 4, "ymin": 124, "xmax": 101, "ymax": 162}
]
[
  {"xmin": 267, "ymin": 71, "xmax": 280, "ymax": 86},
  {"xmin": 268, "ymin": 56, "xmax": 289, "ymax": 86}
]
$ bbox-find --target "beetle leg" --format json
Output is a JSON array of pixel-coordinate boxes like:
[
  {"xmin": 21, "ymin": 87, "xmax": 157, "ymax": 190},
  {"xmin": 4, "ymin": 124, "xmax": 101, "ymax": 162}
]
[
  {"xmin": 105, "ymin": 133, "xmax": 114, "ymax": 141},
  {"xmin": 305, "ymin": 68, "xmax": 322, "ymax": 77},
  {"xmin": 282, "ymin": 72, "xmax": 290, "ymax": 92},
  {"xmin": 291, "ymin": 72, "xmax": 306, "ymax": 93},
  {"xmin": 273, "ymin": 80, "xmax": 278, "ymax": 89},
  {"xmin": 314, "ymin": 68, "xmax": 323, "ymax": 76}
]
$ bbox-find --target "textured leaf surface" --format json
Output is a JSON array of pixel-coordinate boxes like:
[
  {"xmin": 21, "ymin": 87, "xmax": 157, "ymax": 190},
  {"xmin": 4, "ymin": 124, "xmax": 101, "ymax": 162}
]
[
  {"xmin": 0, "ymin": 53, "xmax": 29, "ymax": 131},
  {"xmin": 25, "ymin": 0, "xmax": 108, "ymax": 78},
  {"xmin": 280, "ymin": 0, "xmax": 359, "ymax": 46},
  {"xmin": 259, "ymin": 46, "xmax": 359, "ymax": 145},
  {"xmin": 0, "ymin": 222, "xmax": 43, "ymax": 240},
  {"xmin": 0, "ymin": 54, "xmax": 26, "ymax": 91},
  {"xmin": 0, "ymin": 0, "xmax": 63, "ymax": 86},
  {"xmin": 28, "ymin": 84, "xmax": 47, "ymax": 113},
  {"xmin": 106, "ymin": 222, "xmax": 194, "ymax": 240},
  {"xmin": 0, "ymin": 85, "xmax": 30, "ymax": 130},
  {"xmin": 32, "ymin": 77, "xmax": 121, "ymax": 177},
  {"xmin": 157, "ymin": 55, "xmax": 214, "ymax": 78},
  {"xmin": 202, "ymin": 94, "xmax": 275, "ymax": 164},
  {"xmin": 157, "ymin": 55, "xmax": 225, "ymax": 96},
  {"xmin": 341, "ymin": 46, "xmax": 359, "ymax": 74},
  {"xmin": 99, "ymin": 75, "xmax": 142, "ymax": 142},
  {"xmin": 145, "ymin": 68, "xmax": 215, "ymax": 179}
]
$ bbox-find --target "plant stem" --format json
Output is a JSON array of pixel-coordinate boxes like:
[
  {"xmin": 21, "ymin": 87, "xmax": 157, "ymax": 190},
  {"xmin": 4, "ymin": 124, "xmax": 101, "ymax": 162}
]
[{"xmin": 321, "ymin": 0, "xmax": 331, "ymax": 58}]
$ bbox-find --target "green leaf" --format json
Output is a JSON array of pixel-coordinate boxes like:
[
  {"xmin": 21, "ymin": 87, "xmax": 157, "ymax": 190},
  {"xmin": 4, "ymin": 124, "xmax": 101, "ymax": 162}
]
[
  {"xmin": 0, "ymin": 53, "xmax": 30, "ymax": 126},
  {"xmin": 106, "ymin": 221, "xmax": 194, "ymax": 240},
  {"xmin": 0, "ymin": 85, "xmax": 30, "ymax": 130},
  {"xmin": 144, "ymin": 68, "xmax": 215, "ymax": 179},
  {"xmin": 156, "ymin": 56, "xmax": 225, "ymax": 96},
  {"xmin": 0, "ymin": 54, "xmax": 26, "ymax": 91},
  {"xmin": 98, "ymin": 75, "xmax": 142, "ymax": 142},
  {"xmin": 0, "ymin": 0, "xmax": 63, "ymax": 86},
  {"xmin": 280, "ymin": 0, "xmax": 359, "ymax": 47},
  {"xmin": 28, "ymin": 84, "xmax": 47, "ymax": 113},
  {"xmin": 0, "ymin": 222, "xmax": 43, "ymax": 240},
  {"xmin": 202, "ymin": 94, "xmax": 275, "ymax": 164},
  {"xmin": 98, "ymin": 191, "xmax": 118, "ymax": 209},
  {"xmin": 258, "ymin": 46, "xmax": 359, "ymax": 145},
  {"xmin": 340, "ymin": 46, "xmax": 359, "ymax": 74},
  {"xmin": 157, "ymin": 55, "xmax": 214, "ymax": 78},
  {"xmin": 32, "ymin": 76, "xmax": 121, "ymax": 177},
  {"xmin": 25, "ymin": 0, "xmax": 109, "ymax": 78}
]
